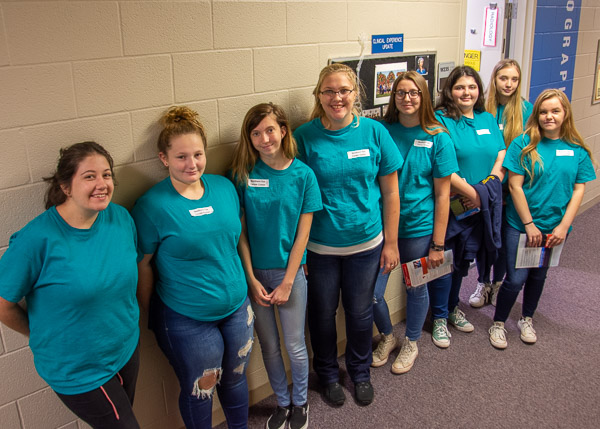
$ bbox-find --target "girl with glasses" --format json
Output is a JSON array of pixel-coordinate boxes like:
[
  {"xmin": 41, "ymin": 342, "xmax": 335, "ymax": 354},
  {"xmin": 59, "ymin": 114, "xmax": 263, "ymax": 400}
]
[
  {"xmin": 371, "ymin": 71, "xmax": 458, "ymax": 373},
  {"xmin": 294, "ymin": 63, "xmax": 403, "ymax": 407}
]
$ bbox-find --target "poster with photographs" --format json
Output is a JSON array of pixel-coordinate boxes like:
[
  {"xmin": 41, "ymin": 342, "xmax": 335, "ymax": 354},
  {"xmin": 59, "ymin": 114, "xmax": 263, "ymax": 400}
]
[
  {"xmin": 331, "ymin": 51, "xmax": 437, "ymax": 114},
  {"xmin": 374, "ymin": 62, "xmax": 407, "ymax": 106}
]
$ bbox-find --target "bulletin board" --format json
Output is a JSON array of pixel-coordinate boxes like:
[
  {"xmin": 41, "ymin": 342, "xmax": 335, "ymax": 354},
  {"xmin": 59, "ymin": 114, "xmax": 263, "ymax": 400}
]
[{"xmin": 331, "ymin": 52, "xmax": 436, "ymax": 120}]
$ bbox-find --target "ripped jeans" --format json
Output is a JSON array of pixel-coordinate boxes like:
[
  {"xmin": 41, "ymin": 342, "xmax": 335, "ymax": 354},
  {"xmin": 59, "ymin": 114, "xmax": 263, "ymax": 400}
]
[{"xmin": 150, "ymin": 294, "xmax": 254, "ymax": 429}]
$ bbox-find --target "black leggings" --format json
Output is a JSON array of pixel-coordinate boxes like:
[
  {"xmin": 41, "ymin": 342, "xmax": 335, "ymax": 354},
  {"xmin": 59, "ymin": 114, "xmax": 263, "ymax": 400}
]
[{"xmin": 56, "ymin": 344, "xmax": 140, "ymax": 429}]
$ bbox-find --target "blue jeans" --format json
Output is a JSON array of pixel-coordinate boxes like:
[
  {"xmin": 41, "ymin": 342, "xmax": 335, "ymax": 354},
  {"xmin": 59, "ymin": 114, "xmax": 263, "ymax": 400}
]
[
  {"xmin": 306, "ymin": 243, "xmax": 382, "ymax": 385},
  {"xmin": 150, "ymin": 294, "xmax": 254, "ymax": 429},
  {"xmin": 373, "ymin": 236, "xmax": 451, "ymax": 333},
  {"xmin": 372, "ymin": 268, "xmax": 393, "ymax": 336},
  {"xmin": 397, "ymin": 236, "xmax": 431, "ymax": 341},
  {"xmin": 252, "ymin": 267, "xmax": 308, "ymax": 408},
  {"xmin": 494, "ymin": 224, "xmax": 550, "ymax": 322}
]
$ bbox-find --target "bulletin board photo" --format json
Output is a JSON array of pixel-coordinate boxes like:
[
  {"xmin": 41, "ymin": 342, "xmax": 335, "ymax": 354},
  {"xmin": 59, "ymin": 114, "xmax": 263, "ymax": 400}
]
[{"xmin": 331, "ymin": 52, "xmax": 436, "ymax": 119}]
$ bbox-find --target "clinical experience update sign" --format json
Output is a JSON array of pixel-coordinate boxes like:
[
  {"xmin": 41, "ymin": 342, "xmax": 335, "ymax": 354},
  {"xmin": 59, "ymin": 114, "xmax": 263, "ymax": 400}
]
[{"xmin": 372, "ymin": 34, "xmax": 404, "ymax": 54}]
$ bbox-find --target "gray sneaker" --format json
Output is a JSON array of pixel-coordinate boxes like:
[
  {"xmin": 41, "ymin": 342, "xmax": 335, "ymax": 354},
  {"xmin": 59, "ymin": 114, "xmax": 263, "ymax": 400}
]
[
  {"xmin": 489, "ymin": 321, "xmax": 507, "ymax": 349},
  {"xmin": 432, "ymin": 318, "xmax": 451, "ymax": 348},
  {"xmin": 448, "ymin": 307, "xmax": 474, "ymax": 332},
  {"xmin": 518, "ymin": 317, "xmax": 537, "ymax": 344},
  {"xmin": 371, "ymin": 333, "xmax": 397, "ymax": 367},
  {"xmin": 469, "ymin": 282, "xmax": 490, "ymax": 307}
]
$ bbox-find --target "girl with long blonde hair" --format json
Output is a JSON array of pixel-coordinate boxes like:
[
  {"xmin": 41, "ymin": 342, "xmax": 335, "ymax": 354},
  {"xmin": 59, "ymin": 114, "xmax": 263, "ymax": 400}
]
[
  {"xmin": 295, "ymin": 63, "xmax": 403, "ymax": 407},
  {"xmin": 489, "ymin": 89, "xmax": 596, "ymax": 349},
  {"xmin": 471, "ymin": 60, "xmax": 535, "ymax": 307}
]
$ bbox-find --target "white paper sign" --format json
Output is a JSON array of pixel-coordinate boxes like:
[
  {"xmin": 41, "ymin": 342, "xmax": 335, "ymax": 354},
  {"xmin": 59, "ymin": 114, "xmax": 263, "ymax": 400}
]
[
  {"xmin": 189, "ymin": 206, "xmax": 214, "ymax": 217},
  {"xmin": 476, "ymin": 129, "xmax": 491, "ymax": 135},
  {"xmin": 414, "ymin": 139, "xmax": 433, "ymax": 148},
  {"xmin": 347, "ymin": 149, "xmax": 370, "ymax": 159},
  {"xmin": 556, "ymin": 149, "xmax": 574, "ymax": 157},
  {"xmin": 483, "ymin": 7, "xmax": 498, "ymax": 47},
  {"xmin": 248, "ymin": 179, "xmax": 270, "ymax": 187}
]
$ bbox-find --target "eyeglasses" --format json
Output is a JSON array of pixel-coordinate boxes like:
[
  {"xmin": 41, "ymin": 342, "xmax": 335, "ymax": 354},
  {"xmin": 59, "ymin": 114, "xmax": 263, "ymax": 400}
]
[
  {"xmin": 395, "ymin": 90, "xmax": 421, "ymax": 99},
  {"xmin": 319, "ymin": 89, "xmax": 354, "ymax": 98}
]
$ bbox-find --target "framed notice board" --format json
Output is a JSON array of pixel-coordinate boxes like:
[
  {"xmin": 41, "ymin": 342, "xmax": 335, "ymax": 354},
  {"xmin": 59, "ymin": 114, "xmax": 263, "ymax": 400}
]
[{"xmin": 331, "ymin": 52, "xmax": 436, "ymax": 119}]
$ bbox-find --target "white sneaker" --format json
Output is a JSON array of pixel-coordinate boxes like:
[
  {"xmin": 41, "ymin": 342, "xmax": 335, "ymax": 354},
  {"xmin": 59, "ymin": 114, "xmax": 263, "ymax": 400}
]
[
  {"xmin": 489, "ymin": 281, "xmax": 502, "ymax": 307},
  {"xmin": 371, "ymin": 333, "xmax": 397, "ymax": 367},
  {"xmin": 517, "ymin": 317, "xmax": 537, "ymax": 344},
  {"xmin": 391, "ymin": 337, "xmax": 418, "ymax": 374},
  {"xmin": 469, "ymin": 282, "xmax": 490, "ymax": 308},
  {"xmin": 489, "ymin": 321, "xmax": 507, "ymax": 349}
]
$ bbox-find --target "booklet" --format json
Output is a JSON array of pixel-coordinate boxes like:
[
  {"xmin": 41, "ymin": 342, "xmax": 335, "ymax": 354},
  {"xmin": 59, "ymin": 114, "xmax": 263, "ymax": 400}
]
[
  {"xmin": 450, "ymin": 194, "xmax": 480, "ymax": 220},
  {"xmin": 515, "ymin": 234, "xmax": 565, "ymax": 268},
  {"xmin": 401, "ymin": 250, "xmax": 453, "ymax": 287}
]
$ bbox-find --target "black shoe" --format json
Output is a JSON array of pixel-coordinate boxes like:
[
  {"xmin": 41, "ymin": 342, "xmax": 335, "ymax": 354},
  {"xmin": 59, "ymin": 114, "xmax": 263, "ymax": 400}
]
[
  {"xmin": 289, "ymin": 403, "xmax": 309, "ymax": 429},
  {"xmin": 322, "ymin": 382, "xmax": 346, "ymax": 406},
  {"xmin": 266, "ymin": 405, "xmax": 290, "ymax": 429},
  {"xmin": 354, "ymin": 381, "xmax": 374, "ymax": 406}
]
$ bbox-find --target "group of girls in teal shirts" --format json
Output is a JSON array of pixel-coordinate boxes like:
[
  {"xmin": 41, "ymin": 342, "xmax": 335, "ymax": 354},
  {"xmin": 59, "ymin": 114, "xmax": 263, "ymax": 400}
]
[{"xmin": 0, "ymin": 59, "xmax": 595, "ymax": 429}]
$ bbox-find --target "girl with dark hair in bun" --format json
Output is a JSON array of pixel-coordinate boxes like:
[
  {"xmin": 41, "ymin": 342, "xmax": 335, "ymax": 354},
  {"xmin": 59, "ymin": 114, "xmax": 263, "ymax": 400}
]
[
  {"xmin": 132, "ymin": 106, "xmax": 253, "ymax": 429},
  {"xmin": 0, "ymin": 142, "xmax": 141, "ymax": 428}
]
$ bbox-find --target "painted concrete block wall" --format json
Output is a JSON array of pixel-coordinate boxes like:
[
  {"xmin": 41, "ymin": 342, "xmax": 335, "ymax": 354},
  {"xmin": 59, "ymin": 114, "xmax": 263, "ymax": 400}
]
[
  {"xmin": 572, "ymin": 0, "xmax": 600, "ymax": 207},
  {"xmin": 1, "ymin": 1, "xmax": 595, "ymax": 428}
]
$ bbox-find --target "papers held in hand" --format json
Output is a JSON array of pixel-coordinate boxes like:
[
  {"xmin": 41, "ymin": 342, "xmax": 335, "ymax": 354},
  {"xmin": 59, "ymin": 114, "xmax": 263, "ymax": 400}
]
[
  {"xmin": 515, "ymin": 234, "xmax": 565, "ymax": 269},
  {"xmin": 450, "ymin": 195, "xmax": 480, "ymax": 220},
  {"xmin": 401, "ymin": 250, "xmax": 454, "ymax": 287}
]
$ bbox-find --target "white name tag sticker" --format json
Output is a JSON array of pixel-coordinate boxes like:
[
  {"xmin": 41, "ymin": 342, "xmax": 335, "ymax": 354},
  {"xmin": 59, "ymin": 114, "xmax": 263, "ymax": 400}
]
[
  {"xmin": 498, "ymin": 123, "xmax": 504, "ymax": 130},
  {"xmin": 347, "ymin": 149, "xmax": 370, "ymax": 159},
  {"xmin": 414, "ymin": 139, "xmax": 433, "ymax": 148},
  {"xmin": 556, "ymin": 149, "xmax": 574, "ymax": 156},
  {"xmin": 476, "ymin": 129, "xmax": 491, "ymax": 135},
  {"xmin": 248, "ymin": 178, "xmax": 269, "ymax": 187},
  {"xmin": 189, "ymin": 206, "xmax": 214, "ymax": 217}
]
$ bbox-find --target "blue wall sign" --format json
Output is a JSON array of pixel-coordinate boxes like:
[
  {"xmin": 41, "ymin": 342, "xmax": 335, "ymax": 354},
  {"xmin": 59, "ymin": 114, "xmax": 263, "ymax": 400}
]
[
  {"xmin": 529, "ymin": 0, "xmax": 581, "ymax": 102},
  {"xmin": 372, "ymin": 34, "xmax": 404, "ymax": 54}
]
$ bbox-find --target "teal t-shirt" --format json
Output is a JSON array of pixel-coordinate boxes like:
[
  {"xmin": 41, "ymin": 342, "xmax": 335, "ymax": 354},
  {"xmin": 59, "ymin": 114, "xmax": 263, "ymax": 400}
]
[
  {"xmin": 436, "ymin": 110, "xmax": 505, "ymax": 185},
  {"xmin": 0, "ymin": 204, "xmax": 139, "ymax": 394},
  {"xmin": 132, "ymin": 175, "xmax": 247, "ymax": 321},
  {"xmin": 295, "ymin": 116, "xmax": 404, "ymax": 247},
  {"xmin": 503, "ymin": 134, "xmax": 597, "ymax": 233},
  {"xmin": 495, "ymin": 99, "xmax": 533, "ymax": 135},
  {"xmin": 383, "ymin": 122, "xmax": 458, "ymax": 238},
  {"xmin": 236, "ymin": 158, "xmax": 323, "ymax": 269}
]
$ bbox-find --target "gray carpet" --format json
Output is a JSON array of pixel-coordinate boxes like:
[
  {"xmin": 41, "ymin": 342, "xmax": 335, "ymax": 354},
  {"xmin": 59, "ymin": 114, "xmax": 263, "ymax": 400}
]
[{"xmin": 219, "ymin": 202, "xmax": 600, "ymax": 429}]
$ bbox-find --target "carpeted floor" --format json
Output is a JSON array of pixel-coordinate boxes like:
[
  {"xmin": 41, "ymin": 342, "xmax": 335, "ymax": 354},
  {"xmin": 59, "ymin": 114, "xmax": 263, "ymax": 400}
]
[{"xmin": 220, "ymin": 203, "xmax": 600, "ymax": 429}]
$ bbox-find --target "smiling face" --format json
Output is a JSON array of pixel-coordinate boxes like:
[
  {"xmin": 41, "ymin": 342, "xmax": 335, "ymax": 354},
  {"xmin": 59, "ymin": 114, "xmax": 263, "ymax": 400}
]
[
  {"xmin": 63, "ymin": 153, "xmax": 114, "ymax": 216},
  {"xmin": 495, "ymin": 65, "xmax": 520, "ymax": 103},
  {"xmin": 451, "ymin": 76, "xmax": 479, "ymax": 116},
  {"xmin": 250, "ymin": 114, "xmax": 286, "ymax": 160},
  {"xmin": 538, "ymin": 96, "xmax": 565, "ymax": 139},
  {"xmin": 318, "ymin": 72, "xmax": 357, "ymax": 129},
  {"xmin": 395, "ymin": 79, "xmax": 422, "ymax": 119},
  {"xmin": 159, "ymin": 133, "xmax": 206, "ymax": 186}
]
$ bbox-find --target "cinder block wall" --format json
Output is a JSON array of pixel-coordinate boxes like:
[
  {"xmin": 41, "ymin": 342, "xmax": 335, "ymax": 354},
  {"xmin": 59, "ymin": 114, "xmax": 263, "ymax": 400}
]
[
  {"xmin": 0, "ymin": 1, "xmax": 597, "ymax": 429},
  {"xmin": 572, "ymin": 0, "xmax": 600, "ymax": 208}
]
